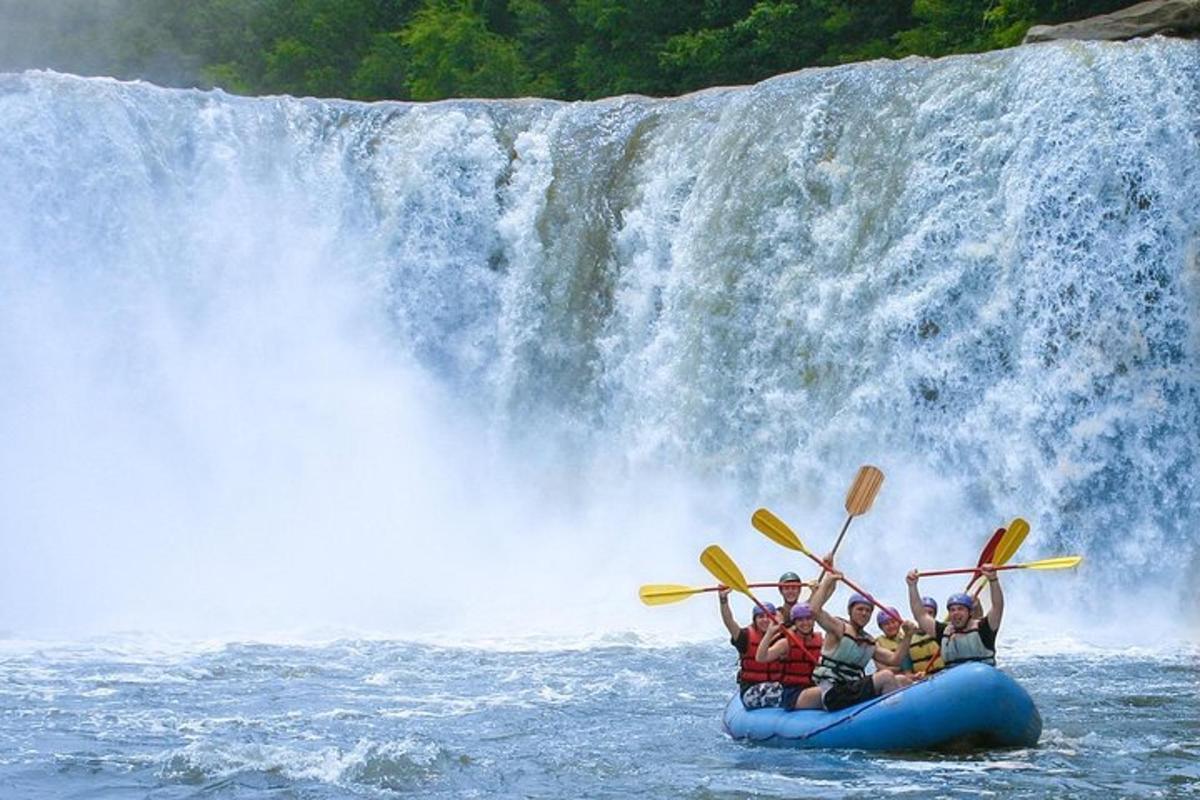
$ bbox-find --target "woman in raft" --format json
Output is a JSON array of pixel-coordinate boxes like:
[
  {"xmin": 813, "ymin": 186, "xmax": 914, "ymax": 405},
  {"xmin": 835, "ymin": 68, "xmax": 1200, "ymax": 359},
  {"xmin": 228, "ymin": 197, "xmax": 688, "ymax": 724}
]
[{"xmin": 779, "ymin": 570, "xmax": 917, "ymax": 711}]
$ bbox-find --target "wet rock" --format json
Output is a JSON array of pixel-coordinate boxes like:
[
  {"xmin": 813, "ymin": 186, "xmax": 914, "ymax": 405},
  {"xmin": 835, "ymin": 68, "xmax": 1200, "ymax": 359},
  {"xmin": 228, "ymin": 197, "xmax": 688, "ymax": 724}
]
[{"xmin": 1024, "ymin": 0, "xmax": 1200, "ymax": 43}]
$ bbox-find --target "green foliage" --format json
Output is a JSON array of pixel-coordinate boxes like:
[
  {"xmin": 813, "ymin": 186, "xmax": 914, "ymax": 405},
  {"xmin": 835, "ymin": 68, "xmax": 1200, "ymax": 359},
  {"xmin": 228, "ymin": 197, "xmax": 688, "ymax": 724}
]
[
  {"xmin": 509, "ymin": 0, "xmax": 582, "ymax": 97},
  {"xmin": 352, "ymin": 33, "xmax": 410, "ymax": 100},
  {"xmin": 568, "ymin": 0, "xmax": 708, "ymax": 97},
  {"xmin": 402, "ymin": 1, "xmax": 531, "ymax": 99},
  {"xmin": 0, "ymin": 0, "xmax": 1149, "ymax": 101}
]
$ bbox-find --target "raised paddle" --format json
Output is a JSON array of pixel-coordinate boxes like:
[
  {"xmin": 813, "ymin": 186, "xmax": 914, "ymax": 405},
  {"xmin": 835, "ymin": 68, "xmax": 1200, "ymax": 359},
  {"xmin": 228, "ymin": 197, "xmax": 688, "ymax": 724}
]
[
  {"xmin": 964, "ymin": 527, "xmax": 1006, "ymax": 591},
  {"xmin": 639, "ymin": 580, "xmax": 814, "ymax": 606},
  {"xmin": 818, "ymin": 465, "xmax": 885, "ymax": 581},
  {"xmin": 969, "ymin": 518, "xmax": 1030, "ymax": 597},
  {"xmin": 750, "ymin": 508, "xmax": 901, "ymax": 623},
  {"xmin": 992, "ymin": 518, "xmax": 1030, "ymax": 566},
  {"xmin": 699, "ymin": 545, "xmax": 808, "ymax": 647},
  {"xmin": 916, "ymin": 555, "xmax": 1082, "ymax": 578}
]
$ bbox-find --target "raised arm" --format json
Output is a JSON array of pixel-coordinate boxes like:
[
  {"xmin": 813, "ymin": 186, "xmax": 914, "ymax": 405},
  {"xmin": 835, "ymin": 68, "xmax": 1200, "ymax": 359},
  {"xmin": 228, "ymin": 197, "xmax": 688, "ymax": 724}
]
[
  {"xmin": 907, "ymin": 570, "xmax": 936, "ymax": 637},
  {"xmin": 718, "ymin": 587, "xmax": 740, "ymax": 639},
  {"xmin": 982, "ymin": 565, "xmax": 1003, "ymax": 630},
  {"xmin": 757, "ymin": 619, "xmax": 791, "ymax": 663},
  {"xmin": 809, "ymin": 570, "xmax": 844, "ymax": 638}
]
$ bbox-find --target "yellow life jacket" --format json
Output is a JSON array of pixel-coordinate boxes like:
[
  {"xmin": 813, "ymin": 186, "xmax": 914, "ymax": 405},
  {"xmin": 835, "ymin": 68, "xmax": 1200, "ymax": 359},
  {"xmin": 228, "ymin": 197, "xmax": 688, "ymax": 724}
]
[
  {"xmin": 876, "ymin": 632, "xmax": 944, "ymax": 674},
  {"xmin": 909, "ymin": 632, "xmax": 944, "ymax": 674}
]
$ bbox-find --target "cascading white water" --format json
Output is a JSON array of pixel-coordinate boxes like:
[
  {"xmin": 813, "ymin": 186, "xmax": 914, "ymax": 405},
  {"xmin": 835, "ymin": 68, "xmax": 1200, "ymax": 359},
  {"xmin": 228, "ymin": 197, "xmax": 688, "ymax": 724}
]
[{"xmin": 1, "ymin": 38, "xmax": 1197, "ymax": 643}]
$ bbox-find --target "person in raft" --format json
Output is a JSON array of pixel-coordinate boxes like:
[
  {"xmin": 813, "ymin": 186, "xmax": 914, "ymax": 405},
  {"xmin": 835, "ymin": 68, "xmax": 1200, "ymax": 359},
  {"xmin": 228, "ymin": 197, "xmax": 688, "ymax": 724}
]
[
  {"xmin": 876, "ymin": 599, "xmax": 944, "ymax": 675},
  {"xmin": 906, "ymin": 565, "xmax": 1002, "ymax": 668},
  {"xmin": 719, "ymin": 589, "xmax": 790, "ymax": 709},
  {"xmin": 755, "ymin": 601, "xmax": 824, "ymax": 693},
  {"xmin": 795, "ymin": 571, "xmax": 917, "ymax": 711},
  {"xmin": 777, "ymin": 571, "xmax": 806, "ymax": 618}
]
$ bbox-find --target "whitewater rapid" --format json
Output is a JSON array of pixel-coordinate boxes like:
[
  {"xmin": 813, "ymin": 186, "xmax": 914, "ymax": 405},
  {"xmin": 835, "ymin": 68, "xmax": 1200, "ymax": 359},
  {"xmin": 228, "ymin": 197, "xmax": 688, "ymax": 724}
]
[{"xmin": 0, "ymin": 38, "xmax": 1198, "ymax": 642}]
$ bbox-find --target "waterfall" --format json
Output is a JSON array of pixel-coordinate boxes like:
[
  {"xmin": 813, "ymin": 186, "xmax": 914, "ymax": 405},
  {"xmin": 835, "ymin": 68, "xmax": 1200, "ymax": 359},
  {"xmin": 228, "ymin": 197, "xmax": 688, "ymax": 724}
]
[{"xmin": 1, "ymin": 39, "xmax": 1197, "ymax": 642}]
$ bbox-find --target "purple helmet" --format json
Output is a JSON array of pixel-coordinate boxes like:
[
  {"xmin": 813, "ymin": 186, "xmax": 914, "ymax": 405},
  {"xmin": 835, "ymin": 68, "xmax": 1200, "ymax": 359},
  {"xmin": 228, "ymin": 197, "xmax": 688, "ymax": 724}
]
[
  {"xmin": 876, "ymin": 607, "xmax": 901, "ymax": 626},
  {"xmin": 847, "ymin": 593, "xmax": 871, "ymax": 612},
  {"xmin": 921, "ymin": 596, "xmax": 938, "ymax": 614},
  {"xmin": 790, "ymin": 602, "xmax": 814, "ymax": 621},
  {"xmin": 946, "ymin": 592, "xmax": 974, "ymax": 611},
  {"xmin": 752, "ymin": 602, "xmax": 778, "ymax": 618}
]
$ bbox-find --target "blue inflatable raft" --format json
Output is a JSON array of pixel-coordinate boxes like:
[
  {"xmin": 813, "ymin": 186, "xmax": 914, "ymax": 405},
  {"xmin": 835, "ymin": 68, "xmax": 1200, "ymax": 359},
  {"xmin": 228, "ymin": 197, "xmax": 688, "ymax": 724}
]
[{"xmin": 723, "ymin": 663, "xmax": 1041, "ymax": 750}]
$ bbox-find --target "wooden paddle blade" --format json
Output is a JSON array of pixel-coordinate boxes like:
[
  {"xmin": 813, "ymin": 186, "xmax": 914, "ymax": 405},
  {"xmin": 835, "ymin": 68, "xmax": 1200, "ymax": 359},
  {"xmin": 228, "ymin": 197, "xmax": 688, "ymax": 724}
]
[
  {"xmin": 750, "ymin": 508, "xmax": 808, "ymax": 554},
  {"xmin": 700, "ymin": 545, "xmax": 750, "ymax": 594},
  {"xmin": 1022, "ymin": 555, "xmax": 1082, "ymax": 570},
  {"xmin": 638, "ymin": 584, "xmax": 705, "ymax": 606},
  {"xmin": 993, "ymin": 518, "xmax": 1030, "ymax": 565},
  {"xmin": 844, "ymin": 465, "xmax": 885, "ymax": 516}
]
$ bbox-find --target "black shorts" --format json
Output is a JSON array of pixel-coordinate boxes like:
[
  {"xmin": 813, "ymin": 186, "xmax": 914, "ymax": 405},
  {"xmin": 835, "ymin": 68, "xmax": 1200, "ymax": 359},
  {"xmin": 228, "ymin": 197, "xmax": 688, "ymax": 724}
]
[{"xmin": 821, "ymin": 676, "xmax": 878, "ymax": 711}]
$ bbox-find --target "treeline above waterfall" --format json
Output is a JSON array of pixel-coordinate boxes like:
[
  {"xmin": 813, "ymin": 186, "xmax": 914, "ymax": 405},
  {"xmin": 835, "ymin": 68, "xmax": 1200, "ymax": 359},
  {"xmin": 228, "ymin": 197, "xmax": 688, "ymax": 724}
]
[{"xmin": 0, "ymin": 0, "xmax": 1134, "ymax": 101}]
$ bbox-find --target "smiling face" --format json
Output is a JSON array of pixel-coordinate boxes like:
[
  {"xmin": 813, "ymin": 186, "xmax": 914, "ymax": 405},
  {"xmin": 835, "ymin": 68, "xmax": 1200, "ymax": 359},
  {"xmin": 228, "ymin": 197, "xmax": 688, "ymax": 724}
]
[
  {"xmin": 794, "ymin": 617, "xmax": 815, "ymax": 636},
  {"xmin": 880, "ymin": 617, "xmax": 901, "ymax": 638},
  {"xmin": 849, "ymin": 603, "xmax": 872, "ymax": 629},
  {"xmin": 780, "ymin": 582, "xmax": 802, "ymax": 604},
  {"xmin": 948, "ymin": 603, "xmax": 971, "ymax": 627},
  {"xmin": 753, "ymin": 613, "xmax": 772, "ymax": 633}
]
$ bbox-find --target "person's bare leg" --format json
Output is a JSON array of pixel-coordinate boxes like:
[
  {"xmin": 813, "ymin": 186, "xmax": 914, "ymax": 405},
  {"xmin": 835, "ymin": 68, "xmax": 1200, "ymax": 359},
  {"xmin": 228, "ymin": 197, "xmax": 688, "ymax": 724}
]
[
  {"xmin": 792, "ymin": 686, "xmax": 823, "ymax": 709},
  {"xmin": 873, "ymin": 670, "xmax": 913, "ymax": 695}
]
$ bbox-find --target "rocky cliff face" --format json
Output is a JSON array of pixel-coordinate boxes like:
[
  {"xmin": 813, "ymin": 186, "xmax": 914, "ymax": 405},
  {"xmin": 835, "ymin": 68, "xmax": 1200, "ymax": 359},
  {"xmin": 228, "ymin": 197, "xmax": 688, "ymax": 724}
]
[{"xmin": 1024, "ymin": 0, "xmax": 1200, "ymax": 43}]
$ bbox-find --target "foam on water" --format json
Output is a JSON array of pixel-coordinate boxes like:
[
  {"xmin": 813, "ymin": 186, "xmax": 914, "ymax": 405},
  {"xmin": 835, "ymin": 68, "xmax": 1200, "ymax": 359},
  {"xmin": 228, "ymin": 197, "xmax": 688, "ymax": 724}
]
[{"xmin": 0, "ymin": 635, "xmax": 1193, "ymax": 797}]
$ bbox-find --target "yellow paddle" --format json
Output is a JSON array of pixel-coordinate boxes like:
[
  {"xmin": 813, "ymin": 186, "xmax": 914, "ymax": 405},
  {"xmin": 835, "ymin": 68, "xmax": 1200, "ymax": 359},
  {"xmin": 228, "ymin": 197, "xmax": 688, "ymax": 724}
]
[
  {"xmin": 699, "ymin": 545, "xmax": 808, "ymax": 647},
  {"xmin": 917, "ymin": 555, "xmax": 1082, "ymax": 577},
  {"xmin": 993, "ymin": 518, "xmax": 1030, "ymax": 565},
  {"xmin": 638, "ymin": 580, "xmax": 812, "ymax": 606},
  {"xmin": 967, "ymin": 517, "xmax": 1029, "ymax": 596},
  {"xmin": 818, "ymin": 465, "xmax": 885, "ymax": 581},
  {"xmin": 749, "ymin": 509, "xmax": 901, "ymax": 623}
]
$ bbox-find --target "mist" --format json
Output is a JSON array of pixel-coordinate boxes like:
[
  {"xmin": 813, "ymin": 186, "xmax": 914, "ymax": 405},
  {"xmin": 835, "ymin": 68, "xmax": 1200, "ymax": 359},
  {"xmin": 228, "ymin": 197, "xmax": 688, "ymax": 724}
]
[{"xmin": 1, "ymin": 46, "xmax": 1197, "ymax": 644}]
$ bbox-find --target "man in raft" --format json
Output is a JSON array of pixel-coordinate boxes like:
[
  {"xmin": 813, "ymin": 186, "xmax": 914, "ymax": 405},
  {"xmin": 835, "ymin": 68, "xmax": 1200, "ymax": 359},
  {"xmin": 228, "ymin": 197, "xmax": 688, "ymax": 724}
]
[
  {"xmin": 718, "ymin": 589, "xmax": 791, "ymax": 709},
  {"xmin": 906, "ymin": 565, "xmax": 1002, "ymax": 667},
  {"xmin": 777, "ymin": 571, "xmax": 806, "ymax": 617},
  {"xmin": 783, "ymin": 571, "xmax": 917, "ymax": 710},
  {"xmin": 754, "ymin": 602, "xmax": 824, "ymax": 693},
  {"xmin": 876, "ymin": 600, "xmax": 943, "ymax": 675}
]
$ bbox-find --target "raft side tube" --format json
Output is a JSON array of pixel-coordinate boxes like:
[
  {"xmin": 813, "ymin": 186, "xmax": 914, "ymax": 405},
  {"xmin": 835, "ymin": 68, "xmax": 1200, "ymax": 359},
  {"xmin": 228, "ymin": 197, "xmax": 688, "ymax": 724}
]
[{"xmin": 722, "ymin": 663, "xmax": 1041, "ymax": 750}]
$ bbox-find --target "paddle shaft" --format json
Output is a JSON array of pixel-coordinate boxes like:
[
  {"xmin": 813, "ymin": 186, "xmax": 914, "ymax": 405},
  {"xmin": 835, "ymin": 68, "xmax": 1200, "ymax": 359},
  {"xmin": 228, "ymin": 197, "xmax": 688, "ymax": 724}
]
[
  {"xmin": 691, "ymin": 581, "xmax": 815, "ymax": 595},
  {"xmin": 816, "ymin": 514, "xmax": 853, "ymax": 582},
  {"xmin": 738, "ymin": 587, "xmax": 809, "ymax": 650},
  {"xmin": 920, "ymin": 562, "xmax": 1069, "ymax": 578},
  {"xmin": 799, "ymin": 549, "xmax": 901, "ymax": 623}
]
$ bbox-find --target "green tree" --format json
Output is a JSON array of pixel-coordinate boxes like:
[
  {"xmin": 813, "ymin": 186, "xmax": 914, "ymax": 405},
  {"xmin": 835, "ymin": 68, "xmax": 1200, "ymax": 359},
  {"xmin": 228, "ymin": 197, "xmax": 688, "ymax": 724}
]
[
  {"xmin": 401, "ymin": 1, "xmax": 531, "ymax": 100},
  {"xmin": 662, "ymin": 0, "xmax": 828, "ymax": 94},
  {"xmin": 352, "ymin": 32, "xmax": 410, "ymax": 99},
  {"xmin": 814, "ymin": 0, "xmax": 913, "ymax": 63},
  {"xmin": 894, "ymin": 0, "xmax": 992, "ymax": 56},
  {"xmin": 570, "ymin": 0, "xmax": 706, "ymax": 98},
  {"xmin": 510, "ymin": 0, "xmax": 583, "ymax": 98}
]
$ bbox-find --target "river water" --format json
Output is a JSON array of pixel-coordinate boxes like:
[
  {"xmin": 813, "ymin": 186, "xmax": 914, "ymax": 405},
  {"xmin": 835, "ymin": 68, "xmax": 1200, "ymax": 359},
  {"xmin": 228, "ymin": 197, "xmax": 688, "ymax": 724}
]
[
  {"xmin": 1, "ymin": 37, "xmax": 1198, "ymax": 800},
  {"xmin": 0, "ymin": 638, "xmax": 1196, "ymax": 798}
]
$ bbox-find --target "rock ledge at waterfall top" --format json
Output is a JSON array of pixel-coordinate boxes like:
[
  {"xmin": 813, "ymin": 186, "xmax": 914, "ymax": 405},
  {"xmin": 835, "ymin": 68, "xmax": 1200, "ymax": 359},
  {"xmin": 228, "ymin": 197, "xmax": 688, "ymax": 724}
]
[{"xmin": 1024, "ymin": 0, "xmax": 1200, "ymax": 43}]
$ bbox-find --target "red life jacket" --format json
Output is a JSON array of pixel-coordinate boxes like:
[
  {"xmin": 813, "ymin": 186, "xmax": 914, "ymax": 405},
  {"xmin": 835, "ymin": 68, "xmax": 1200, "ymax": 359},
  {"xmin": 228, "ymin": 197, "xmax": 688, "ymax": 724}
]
[
  {"xmin": 779, "ymin": 630, "xmax": 824, "ymax": 687},
  {"xmin": 737, "ymin": 626, "xmax": 783, "ymax": 685}
]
